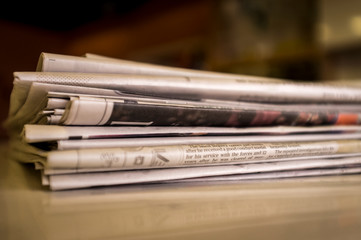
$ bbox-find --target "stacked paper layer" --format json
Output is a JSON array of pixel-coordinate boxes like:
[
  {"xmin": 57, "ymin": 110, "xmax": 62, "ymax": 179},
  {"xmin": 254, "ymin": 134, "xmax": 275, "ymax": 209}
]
[{"xmin": 5, "ymin": 52, "xmax": 361, "ymax": 190}]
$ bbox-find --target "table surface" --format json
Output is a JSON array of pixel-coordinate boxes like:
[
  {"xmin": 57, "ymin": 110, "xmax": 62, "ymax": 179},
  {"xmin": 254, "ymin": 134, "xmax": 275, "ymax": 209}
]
[{"xmin": 1, "ymin": 141, "xmax": 361, "ymax": 240}]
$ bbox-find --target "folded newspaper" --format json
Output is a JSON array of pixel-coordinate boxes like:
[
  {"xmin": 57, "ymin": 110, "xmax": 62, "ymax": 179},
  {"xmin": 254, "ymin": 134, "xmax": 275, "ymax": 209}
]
[{"xmin": 5, "ymin": 52, "xmax": 361, "ymax": 190}]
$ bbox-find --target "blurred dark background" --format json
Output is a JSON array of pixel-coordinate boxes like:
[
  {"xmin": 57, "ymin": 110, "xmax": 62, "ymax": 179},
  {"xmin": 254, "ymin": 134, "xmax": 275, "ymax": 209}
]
[{"xmin": 1, "ymin": 0, "xmax": 361, "ymax": 139}]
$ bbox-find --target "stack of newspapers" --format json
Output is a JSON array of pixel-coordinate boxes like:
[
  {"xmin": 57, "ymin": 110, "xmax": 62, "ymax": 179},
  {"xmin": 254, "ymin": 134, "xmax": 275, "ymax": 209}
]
[{"xmin": 5, "ymin": 52, "xmax": 361, "ymax": 190}]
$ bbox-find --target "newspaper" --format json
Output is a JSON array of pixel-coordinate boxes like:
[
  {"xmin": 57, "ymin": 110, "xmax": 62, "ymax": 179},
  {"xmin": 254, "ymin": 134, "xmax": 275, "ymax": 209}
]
[
  {"xmin": 55, "ymin": 134, "xmax": 361, "ymax": 150},
  {"xmin": 46, "ymin": 90, "xmax": 361, "ymax": 112},
  {"xmin": 44, "ymin": 140, "xmax": 361, "ymax": 169},
  {"xmin": 42, "ymin": 154, "xmax": 361, "ymax": 175},
  {"xmin": 37, "ymin": 52, "xmax": 283, "ymax": 82},
  {"xmin": 23, "ymin": 124, "xmax": 361, "ymax": 143},
  {"xmin": 13, "ymin": 71, "xmax": 361, "ymax": 103},
  {"xmin": 8, "ymin": 71, "xmax": 361, "ymax": 131},
  {"xmin": 168, "ymin": 166, "xmax": 361, "ymax": 183},
  {"xmin": 6, "ymin": 52, "xmax": 361, "ymax": 190},
  {"xmin": 55, "ymin": 95, "xmax": 361, "ymax": 126},
  {"xmin": 9, "ymin": 81, "xmax": 361, "ymax": 131},
  {"xmin": 11, "ymin": 135, "xmax": 361, "ymax": 169},
  {"xmin": 45, "ymin": 156, "xmax": 361, "ymax": 190}
]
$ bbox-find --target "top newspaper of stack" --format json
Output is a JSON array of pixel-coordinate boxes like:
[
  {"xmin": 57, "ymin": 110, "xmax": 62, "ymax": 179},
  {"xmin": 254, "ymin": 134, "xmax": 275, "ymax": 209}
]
[{"xmin": 6, "ymin": 52, "xmax": 361, "ymax": 135}]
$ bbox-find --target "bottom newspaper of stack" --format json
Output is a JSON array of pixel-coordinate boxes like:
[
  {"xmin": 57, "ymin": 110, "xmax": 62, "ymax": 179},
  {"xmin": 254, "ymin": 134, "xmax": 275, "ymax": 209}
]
[{"xmin": 9, "ymin": 124, "xmax": 361, "ymax": 190}]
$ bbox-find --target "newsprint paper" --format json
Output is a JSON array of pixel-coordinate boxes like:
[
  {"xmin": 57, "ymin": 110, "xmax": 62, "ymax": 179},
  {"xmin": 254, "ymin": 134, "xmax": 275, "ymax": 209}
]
[{"xmin": 5, "ymin": 52, "xmax": 361, "ymax": 190}]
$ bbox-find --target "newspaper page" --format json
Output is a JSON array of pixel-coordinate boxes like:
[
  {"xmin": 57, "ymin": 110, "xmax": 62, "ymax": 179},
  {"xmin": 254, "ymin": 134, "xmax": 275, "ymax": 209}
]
[
  {"xmin": 46, "ymin": 156, "xmax": 361, "ymax": 190},
  {"xmin": 57, "ymin": 95, "xmax": 361, "ymax": 126},
  {"xmin": 46, "ymin": 90, "xmax": 361, "ymax": 112},
  {"xmin": 37, "ymin": 52, "xmax": 282, "ymax": 82},
  {"xmin": 13, "ymin": 72, "xmax": 361, "ymax": 103},
  {"xmin": 42, "ymin": 154, "xmax": 361, "ymax": 175},
  {"xmin": 46, "ymin": 90, "xmax": 361, "ymax": 117},
  {"xmin": 55, "ymin": 133, "xmax": 361, "ymax": 150},
  {"xmin": 46, "ymin": 140, "xmax": 361, "ymax": 169},
  {"xmin": 168, "ymin": 166, "xmax": 361, "ymax": 183},
  {"xmin": 22, "ymin": 124, "xmax": 361, "ymax": 143}
]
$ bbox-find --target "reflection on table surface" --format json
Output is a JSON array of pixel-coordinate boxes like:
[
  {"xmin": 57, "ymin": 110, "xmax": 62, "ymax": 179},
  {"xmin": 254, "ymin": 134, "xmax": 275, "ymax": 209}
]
[{"xmin": 1, "ymin": 142, "xmax": 361, "ymax": 240}]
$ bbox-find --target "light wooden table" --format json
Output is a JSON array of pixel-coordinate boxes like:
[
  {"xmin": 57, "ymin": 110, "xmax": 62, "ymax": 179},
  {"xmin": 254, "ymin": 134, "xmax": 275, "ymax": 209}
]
[{"xmin": 1, "ymin": 141, "xmax": 361, "ymax": 240}]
